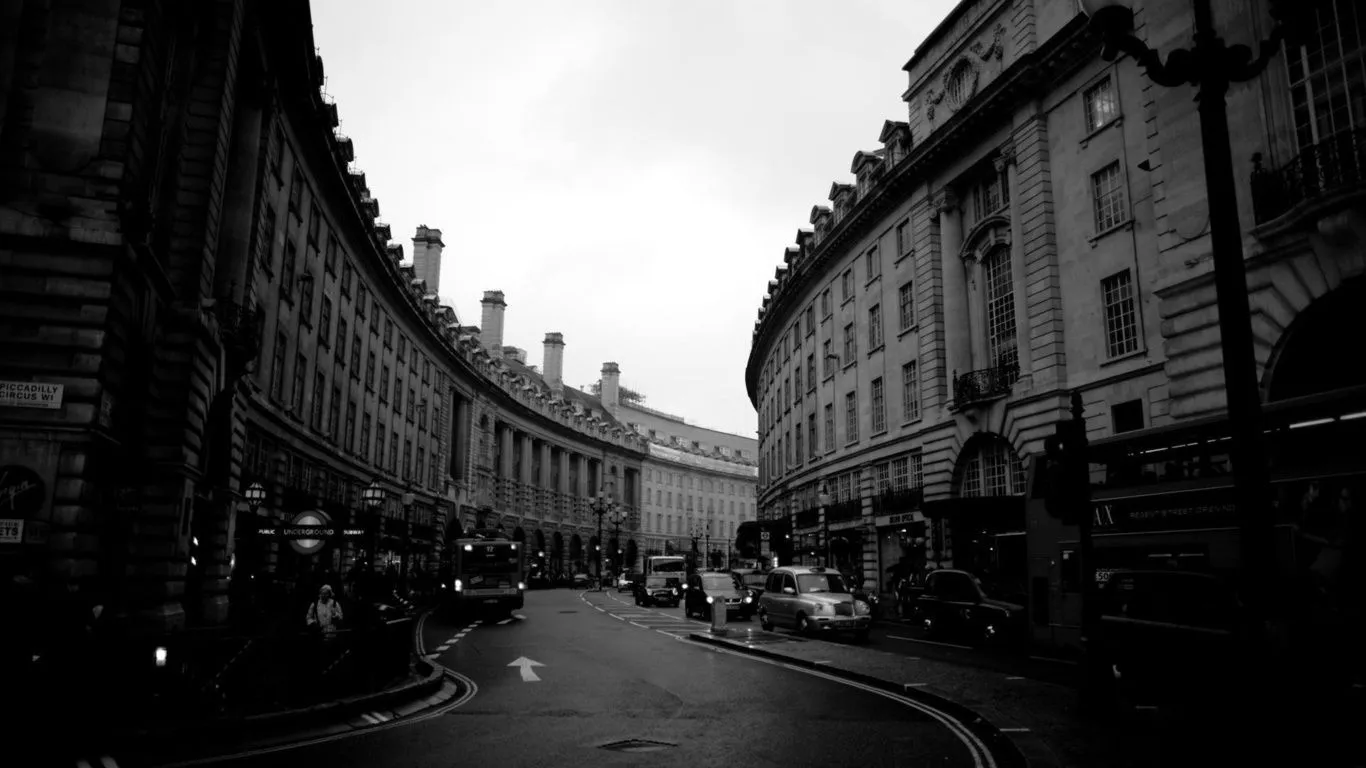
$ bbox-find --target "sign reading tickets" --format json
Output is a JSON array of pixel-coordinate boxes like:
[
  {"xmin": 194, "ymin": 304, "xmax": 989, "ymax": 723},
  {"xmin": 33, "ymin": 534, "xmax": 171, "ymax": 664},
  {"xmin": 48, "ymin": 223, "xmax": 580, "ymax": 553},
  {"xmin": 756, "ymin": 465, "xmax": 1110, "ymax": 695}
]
[
  {"xmin": 0, "ymin": 381, "xmax": 64, "ymax": 410},
  {"xmin": 0, "ymin": 518, "xmax": 23, "ymax": 544}
]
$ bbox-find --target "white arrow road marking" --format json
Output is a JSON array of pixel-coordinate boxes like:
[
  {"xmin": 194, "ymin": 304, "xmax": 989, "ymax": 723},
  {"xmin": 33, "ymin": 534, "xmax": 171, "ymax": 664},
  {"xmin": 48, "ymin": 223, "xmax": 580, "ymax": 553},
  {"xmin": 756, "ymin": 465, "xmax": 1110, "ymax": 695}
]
[
  {"xmin": 508, "ymin": 656, "xmax": 545, "ymax": 682},
  {"xmin": 497, "ymin": 618, "xmax": 512, "ymax": 625}
]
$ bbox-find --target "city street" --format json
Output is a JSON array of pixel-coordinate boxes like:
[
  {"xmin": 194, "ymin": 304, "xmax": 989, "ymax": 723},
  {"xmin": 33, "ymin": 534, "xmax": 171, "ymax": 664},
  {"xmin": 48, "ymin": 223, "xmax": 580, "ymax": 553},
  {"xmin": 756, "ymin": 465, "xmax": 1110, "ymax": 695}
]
[{"xmin": 171, "ymin": 588, "xmax": 1003, "ymax": 768}]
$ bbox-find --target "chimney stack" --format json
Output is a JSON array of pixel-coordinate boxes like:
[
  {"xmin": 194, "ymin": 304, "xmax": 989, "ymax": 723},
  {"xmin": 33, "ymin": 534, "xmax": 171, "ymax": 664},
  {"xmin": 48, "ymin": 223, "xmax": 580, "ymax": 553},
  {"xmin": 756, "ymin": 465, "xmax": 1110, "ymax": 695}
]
[
  {"xmin": 543, "ymin": 332, "xmax": 565, "ymax": 392},
  {"xmin": 412, "ymin": 225, "xmax": 445, "ymax": 293},
  {"xmin": 479, "ymin": 290, "xmax": 506, "ymax": 352},
  {"xmin": 600, "ymin": 362, "xmax": 621, "ymax": 414}
]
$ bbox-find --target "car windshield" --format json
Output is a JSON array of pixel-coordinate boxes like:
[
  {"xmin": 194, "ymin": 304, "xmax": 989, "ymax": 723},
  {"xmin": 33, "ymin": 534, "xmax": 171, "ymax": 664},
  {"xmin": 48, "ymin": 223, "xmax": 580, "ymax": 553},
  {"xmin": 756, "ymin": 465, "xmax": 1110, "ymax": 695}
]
[
  {"xmin": 701, "ymin": 575, "xmax": 737, "ymax": 591},
  {"xmin": 796, "ymin": 573, "xmax": 851, "ymax": 594},
  {"xmin": 646, "ymin": 576, "xmax": 673, "ymax": 587},
  {"xmin": 740, "ymin": 574, "xmax": 766, "ymax": 590}
]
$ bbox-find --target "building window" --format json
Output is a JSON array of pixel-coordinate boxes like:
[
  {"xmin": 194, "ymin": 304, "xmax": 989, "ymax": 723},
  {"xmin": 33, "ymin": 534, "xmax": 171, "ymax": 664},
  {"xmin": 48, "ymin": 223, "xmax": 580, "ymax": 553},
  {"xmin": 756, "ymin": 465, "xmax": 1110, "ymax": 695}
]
[
  {"xmin": 966, "ymin": 165, "xmax": 1010, "ymax": 227},
  {"xmin": 404, "ymin": 439, "xmax": 413, "ymax": 480},
  {"xmin": 341, "ymin": 260, "xmax": 353, "ymax": 297},
  {"xmin": 794, "ymin": 362, "xmax": 802, "ymax": 398},
  {"xmin": 336, "ymin": 320, "xmax": 348, "ymax": 365},
  {"xmin": 1112, "ymin": 398, "xmax": 1145, "ymax": 433},
  {"xmin": 868, "ymin": 304, "xmax": 883, "ymax": 350},
  {"xmin": 300, "ymin": 273, "xmax": 314, "ymax": 325},
  {"xmin": 390, "ymin": 431, "xmax": 399, "ymax": 473},
  {"xmin": 1092, "ymin": 161, "xmax": 1127, "ymax": 232},
  {"xmin": 281, "ymin": 242, "xmax": 298, "ymax": 296},
  {"xmin": 350, "ymin": 332, "xmax": 362, "ymax": 375},
  {"xmin": 345, "ymin": 400, "xmax": 357, "ymax": 452},
  {"xmin": 983, "ymin": 248, "xmax": 1018, "ymax": 371},
  {"xmin": 899, "ymin": 282, "xmax": 915, "ymax": 331},
  {"xmin": 288, "ymin": 168, "xmax": 302, "ymax": 216},
  {"xmin": 394, "ymin": 375, "xmax": 404, "ymax": 413},
  {"xmin": 1286, "ymin": 1, "xmax": 1366, "ymax": 151},
  {"xmin": 370, "ymin": 302, "xmax": 379, "ymax": 333},
  {"xmin": 806, "ymin": 354, "xmax": 815, "ymax": 391},
  {"xmin": 843, "ymin": 323, "xmax": 856, "ymax": 363},
  {"xmin": 902, "ymin": 361, "xmax": 921, "ymax": 422},
  {"xmin": 380, "ymin": 365, "xmax": 390, "ymax": 402},
  {"xmin": 311, "ymin": 372, "xmax": 326, "ymax": 430},
  {"xmin": 269, "ymin": 332, "xmax": 287, "ymax": 401},
  {"xmin": 375, "ymin": 421, "xmax": 386, "ymax": 466},
  {"xmin": 895, "ymin": 219, "xmax": 910, "ymax": 256},
  {"xmin": 823, "ymin": 339, "xmax": 833, "ymax": 377},
  {"xmin": 871, "ymin": 377, "xmax": 886, "ymax": 433},
  {"xmin": 805, "ymin": 304, "xmax": 815, "ymax": 334},
  {"xmin": 361, "ymin": 414, "xmax": 372, "ymax": 459},
  {"xmin": 258, "ymin": 207, "xmax": 277, "ymax": 274},
  {"xmin": 783, "ymin": 377, "xmax": 790, "ymax": 408},
  {"xmin": 308, "ymin": 204, "xmax": 321, "ymax": 247},
  {"xmin": 808, "ymin": 414, "xmax": 818, "ymax": 458},
  {"xmin": 384, "ymin": 317, "xmax": 394, "ymax": 349},
  {"xmin": 821, "ymin": 288, "xmax": 832, "ymax": 317},
  {"xmin": 416, "ymin": 447, "xmax": 425, "ymax": 486},
  {"xmin": 407, "ymin": 387, "xmax": 416, "ymax": 421},
  {"xmin": 845, "ymin": 391, "xmax": 858, "ymax": 443},
  {"xmin": 841, "ymin": 269, "xmax": 854, "ymax": 301},
  {"xmin": 366, "ymin": 352, "xmax": 376, "ymax": 390},
  {"xmin": 328, "ymin": 385, "xmax": 341, "ymax": 440},
  {"xmin": 958, "ymin": 438, "xmax": 1026, "ymax": 497},
  {"xmin": 865, "ymin": 246, "xmax": 880, "ymax": 281},
  {"xmin": 270, "ymin": 123, "xmax": 284, "ymax": 178},
  {"xmin": 319, "ymin": 296, "xmax": 333, "ymax": 348},
  {"xmin": 1101, "ymin": 269, "xmax": 1141, "ymax": 358},
  {"xmin": 1084, "ymin": 76, "xmax": 1119, "ymax": 132},
  {"xmin": 824, "ymin": 404, "xmax": 835, "ymax": 452},
  {"xmin": 356, "ymin": 285, "xmax": 367, "ymax": 320}
]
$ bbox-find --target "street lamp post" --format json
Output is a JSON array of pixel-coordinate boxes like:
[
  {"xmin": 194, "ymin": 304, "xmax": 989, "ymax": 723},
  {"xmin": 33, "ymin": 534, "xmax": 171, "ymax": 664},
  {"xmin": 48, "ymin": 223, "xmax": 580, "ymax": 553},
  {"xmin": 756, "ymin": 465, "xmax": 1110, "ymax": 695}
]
[
  {"xmin": 689, "ymin": 519, "xmax": 703, "ymax": 569},
  {"xmin": 1078, "ymin": 0, "xmax": 1291, "ymax": 647},
  {"xmin": 590, "ymin": 486, "xmax": 623, "ymax": 591},
  {"xmin": 400, "ymin": 489, "xmax": 415, "ymax": 590},
  {"xmin": 361, "ymin": 481, "xmax": 385, "ymax": 571},
  {"xmin": 817, "ymin": 483, "xmax": 832, "ymax": 568}
]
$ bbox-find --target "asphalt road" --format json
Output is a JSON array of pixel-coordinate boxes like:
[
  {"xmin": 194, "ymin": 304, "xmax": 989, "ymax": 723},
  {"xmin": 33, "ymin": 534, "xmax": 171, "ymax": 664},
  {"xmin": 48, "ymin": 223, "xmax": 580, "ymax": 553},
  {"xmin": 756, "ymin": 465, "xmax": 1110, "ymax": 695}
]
[{"xmin": 198, "ymin": 588, "xmax": 997, "ymax": 768}]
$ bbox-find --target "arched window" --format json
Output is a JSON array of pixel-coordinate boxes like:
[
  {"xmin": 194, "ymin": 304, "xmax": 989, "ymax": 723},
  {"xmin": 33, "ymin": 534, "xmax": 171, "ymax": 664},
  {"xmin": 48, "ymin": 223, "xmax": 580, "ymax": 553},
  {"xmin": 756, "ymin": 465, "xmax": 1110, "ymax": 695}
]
[
  {"xmin": 982, "ymin": 247, "xmax": 1018, "ymax": 372},
  {"xmin": 954, "ymin": 434, "xmax": 1027, "ymax": 497}
]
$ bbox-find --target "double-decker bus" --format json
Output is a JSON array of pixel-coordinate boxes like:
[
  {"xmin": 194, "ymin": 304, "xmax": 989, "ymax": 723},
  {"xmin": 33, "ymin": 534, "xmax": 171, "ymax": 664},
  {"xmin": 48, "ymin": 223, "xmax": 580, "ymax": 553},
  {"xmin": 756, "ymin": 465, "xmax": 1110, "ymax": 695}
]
[{"xmin": 449, "ymin": 531, "xmax": 526, "ymax": 617}]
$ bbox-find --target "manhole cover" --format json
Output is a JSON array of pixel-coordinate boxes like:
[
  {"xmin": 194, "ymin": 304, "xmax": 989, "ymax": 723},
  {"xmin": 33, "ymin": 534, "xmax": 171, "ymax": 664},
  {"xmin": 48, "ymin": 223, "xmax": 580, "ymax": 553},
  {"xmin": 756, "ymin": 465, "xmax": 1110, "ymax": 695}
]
[
  {"xmin": 558, "ymin": 610, "xmax": 578, "ymax": 614},
  {"xmin": 598, "ymin": 739, "xmax": 677, "ymax": 753}
]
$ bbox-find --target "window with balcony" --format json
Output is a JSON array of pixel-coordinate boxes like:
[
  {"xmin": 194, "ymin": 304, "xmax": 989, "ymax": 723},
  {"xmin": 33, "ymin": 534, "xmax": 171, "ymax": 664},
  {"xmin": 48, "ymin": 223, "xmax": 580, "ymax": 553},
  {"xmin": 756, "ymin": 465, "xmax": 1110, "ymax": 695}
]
[
  {"xmin": 871, "ymin": 377, "xmax": 886, "ymax": 433},
  {"xmin": 1092, "ymin": 161, "xmax": 1127, "ymax": 232},
  {"xmin": 868, "ymin": 304, "xmax": 883, "ymax": 350},
  {"xmin": 1102, "ymin": 269, "xmax": 1141, "ymax": 358},
  {"xmin": 899, "ymin": 281, "xmax": 915, "ymax": 332},
  {"xmin": 984, "ymin": 248, "xmax": 1018, "ymax": 373},
  {"xmin": 845, "ymin": 391, "xmax": 858, "ymax": 443},
  {"xmin": 1084, "ymin": 76, "xmax": 1119, "ymax": 133},
  {"xmin": 1287, "ymin": 2, "xmax": 1366, "ymax": 153},
  {"xmin": 291, "ymin": 353, "xmax": 307, "ymax": 414},
  {"xmin": 902, "ymin": 361, "xmax": 921, "ymax": 422}
]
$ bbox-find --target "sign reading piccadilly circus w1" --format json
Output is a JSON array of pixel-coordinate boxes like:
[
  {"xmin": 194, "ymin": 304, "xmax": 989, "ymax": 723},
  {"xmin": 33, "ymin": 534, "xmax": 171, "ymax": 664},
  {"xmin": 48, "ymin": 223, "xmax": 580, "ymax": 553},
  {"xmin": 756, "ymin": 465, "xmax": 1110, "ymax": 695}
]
[{"xmin": 0, "ymin": 381, "xmax": 64, "ymax": 410}]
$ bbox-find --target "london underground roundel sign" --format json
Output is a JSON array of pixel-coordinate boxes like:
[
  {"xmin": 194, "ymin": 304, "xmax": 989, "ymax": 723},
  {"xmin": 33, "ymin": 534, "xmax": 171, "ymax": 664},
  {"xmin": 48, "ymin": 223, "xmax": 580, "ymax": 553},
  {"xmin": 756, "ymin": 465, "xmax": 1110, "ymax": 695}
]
[{"xmin": 289, "ymin": 510, "xmax": 332, "ymax": 556}]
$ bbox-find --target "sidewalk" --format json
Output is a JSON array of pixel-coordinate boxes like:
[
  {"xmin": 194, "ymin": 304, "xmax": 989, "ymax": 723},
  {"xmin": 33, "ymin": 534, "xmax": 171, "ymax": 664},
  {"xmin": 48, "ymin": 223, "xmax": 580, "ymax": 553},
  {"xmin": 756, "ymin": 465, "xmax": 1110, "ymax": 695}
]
[{"xmin": 683, "ymin": 623, "xmax": 1196, "ymax": 765}]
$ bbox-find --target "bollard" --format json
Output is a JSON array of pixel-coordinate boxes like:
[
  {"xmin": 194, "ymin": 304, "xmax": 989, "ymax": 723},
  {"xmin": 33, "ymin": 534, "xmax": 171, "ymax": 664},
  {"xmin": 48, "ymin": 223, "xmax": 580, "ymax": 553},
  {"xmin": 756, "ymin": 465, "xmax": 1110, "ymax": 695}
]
[{"xmin": 710, "ymin": 598, "xmax": 727, "ymax": 633}]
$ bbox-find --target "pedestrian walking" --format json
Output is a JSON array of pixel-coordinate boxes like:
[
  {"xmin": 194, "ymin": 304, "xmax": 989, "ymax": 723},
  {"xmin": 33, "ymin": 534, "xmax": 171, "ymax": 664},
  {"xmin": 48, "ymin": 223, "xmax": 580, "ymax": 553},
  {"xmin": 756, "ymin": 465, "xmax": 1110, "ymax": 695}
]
[{"xmin": 306, "ymin": 584, "xmax": 345, "ymax": 636}]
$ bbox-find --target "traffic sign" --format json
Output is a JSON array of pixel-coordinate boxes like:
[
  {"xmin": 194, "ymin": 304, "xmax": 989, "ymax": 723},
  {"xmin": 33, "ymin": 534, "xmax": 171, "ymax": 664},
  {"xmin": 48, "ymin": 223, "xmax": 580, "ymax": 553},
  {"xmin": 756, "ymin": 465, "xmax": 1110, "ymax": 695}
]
[{"xmin": 760, "ymin": 531, "xmax": 771, "ymax": 541}]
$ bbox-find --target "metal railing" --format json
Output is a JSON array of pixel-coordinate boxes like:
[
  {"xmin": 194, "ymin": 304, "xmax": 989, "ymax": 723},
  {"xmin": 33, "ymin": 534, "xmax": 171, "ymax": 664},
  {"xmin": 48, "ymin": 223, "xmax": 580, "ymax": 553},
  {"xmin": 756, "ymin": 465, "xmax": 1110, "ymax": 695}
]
[
  {"xmin": 873, "ymin": 486, "xmax": 924, "ymax": 515},
  {"xmin": 953, "ymin": 360, "xmax": 1020, "ymax": 408},
  {"xmin": 1251, "ymin": 128, "xmax": 1366, "ymax": 224},
  {"xmin": 825, "ymin": 499, "xmax": 863, "ymax": 523}
]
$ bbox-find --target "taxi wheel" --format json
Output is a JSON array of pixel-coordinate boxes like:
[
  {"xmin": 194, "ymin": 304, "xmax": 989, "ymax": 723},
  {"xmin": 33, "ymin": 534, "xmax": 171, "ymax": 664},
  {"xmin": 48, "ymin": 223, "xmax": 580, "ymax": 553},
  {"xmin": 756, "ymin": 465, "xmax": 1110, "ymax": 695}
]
[
  {"xmin": 797, "ymin": 614, "xmax": 813, "ymax": 636},
  {"xmin": 759, "ymin": 610, "xmax": 774, "ymax": 631}
]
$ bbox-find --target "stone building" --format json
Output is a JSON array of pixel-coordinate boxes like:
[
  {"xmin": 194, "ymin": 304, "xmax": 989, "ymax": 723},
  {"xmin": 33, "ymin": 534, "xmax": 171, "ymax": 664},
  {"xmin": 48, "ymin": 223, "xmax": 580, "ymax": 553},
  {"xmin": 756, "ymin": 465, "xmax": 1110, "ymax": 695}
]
[
  {"xmin": 747, "ymin": 0, "xmax": 1366, "ymax": 648},
  {"xmin": 0, "ymin": 0, "xmax": 648, "ymax": 634}
]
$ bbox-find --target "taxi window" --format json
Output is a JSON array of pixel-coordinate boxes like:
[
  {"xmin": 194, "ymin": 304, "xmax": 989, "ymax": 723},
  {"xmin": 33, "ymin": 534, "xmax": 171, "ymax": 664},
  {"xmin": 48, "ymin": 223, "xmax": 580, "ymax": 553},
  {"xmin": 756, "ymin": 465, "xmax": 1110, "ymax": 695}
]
[{"xmin": 781, "ymin": 573, "xmax": 798, "ymax": 593}]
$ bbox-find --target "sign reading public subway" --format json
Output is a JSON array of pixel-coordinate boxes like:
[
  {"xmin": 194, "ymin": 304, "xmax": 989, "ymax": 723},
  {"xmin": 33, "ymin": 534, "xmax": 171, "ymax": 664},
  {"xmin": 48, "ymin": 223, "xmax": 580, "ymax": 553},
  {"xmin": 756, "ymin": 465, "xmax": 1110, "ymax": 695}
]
[{"xmin": 258, "ymin": 526, "xmax": 366, "ymax": 539}]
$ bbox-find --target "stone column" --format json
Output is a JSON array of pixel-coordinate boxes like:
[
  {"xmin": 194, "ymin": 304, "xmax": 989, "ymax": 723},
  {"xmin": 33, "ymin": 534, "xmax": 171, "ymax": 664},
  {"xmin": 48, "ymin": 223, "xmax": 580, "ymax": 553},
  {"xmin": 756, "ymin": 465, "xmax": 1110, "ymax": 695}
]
[
  {"xmin": 520, "ymin": 433, "xmax": 534, "ymax": 486},
  {"xmin": 499, "ymin": 426, "xmax": 514, "ymax": 479},
  {"xmin": 936, "ymin": 191, "xmax": 970, "ymax": 395},
  {"xmin": 999, "ymin": 143, "xmax": 1032, "ymax": 380},
  {"xmin": 540, "ymin": 441, "xmax": 552, "ymax": 488}
]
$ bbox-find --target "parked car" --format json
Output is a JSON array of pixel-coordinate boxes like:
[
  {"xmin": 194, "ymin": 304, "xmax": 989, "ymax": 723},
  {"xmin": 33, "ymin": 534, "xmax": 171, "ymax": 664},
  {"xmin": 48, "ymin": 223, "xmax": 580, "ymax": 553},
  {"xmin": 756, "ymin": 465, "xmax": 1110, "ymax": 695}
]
[
  {"xmin": 684, "ymin": 571, "xmax": 755, "ymax": 621},
  {"xmin": 571, "ymin": 573, "xmax": 591, "ymax": 589},
  {"xmin": 634, "ymin": 574, "xmax": 682, "ymax": 608},
  {"xmin": 915, "ymin": 569, "xmax": 1026, "ymax": 647},
  {"xmin": 731, "ymin": 568, "xmax": 768, "ymax": 600},
  {"xmin": 757, "ymin": 566, "xmax": 871, "ymax": 641},
  {"xmin": 1093, "ymin": 569, "xmax": 1243, "ymax": 707},
  {"xmin": 852, "ymin": 576, "xmax": 883, "ymax": 622}
]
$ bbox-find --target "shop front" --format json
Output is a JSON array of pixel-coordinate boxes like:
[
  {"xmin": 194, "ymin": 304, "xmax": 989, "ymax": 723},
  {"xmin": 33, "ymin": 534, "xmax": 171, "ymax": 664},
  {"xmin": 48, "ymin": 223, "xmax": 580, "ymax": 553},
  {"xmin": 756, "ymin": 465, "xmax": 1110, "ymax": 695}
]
[
  {"xmin": 873, "ymin": 487, "xmax": 928, "ymax": 595},
  {"xmin": 923, "ymin": 495, "xmax": 1028, "ymax": 605}
]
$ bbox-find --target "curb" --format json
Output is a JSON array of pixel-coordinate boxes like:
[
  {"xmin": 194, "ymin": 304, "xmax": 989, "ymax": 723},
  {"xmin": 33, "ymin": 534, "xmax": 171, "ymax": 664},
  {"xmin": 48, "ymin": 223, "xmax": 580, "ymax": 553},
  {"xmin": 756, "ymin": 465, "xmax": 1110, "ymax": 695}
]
[
  {"xmin": 129, "ymin": 659, "xmax": 446, "ymax": 746},
  {"xmin": 688, "ymin": 632, "xmax": 1059, "ymax": 768}
]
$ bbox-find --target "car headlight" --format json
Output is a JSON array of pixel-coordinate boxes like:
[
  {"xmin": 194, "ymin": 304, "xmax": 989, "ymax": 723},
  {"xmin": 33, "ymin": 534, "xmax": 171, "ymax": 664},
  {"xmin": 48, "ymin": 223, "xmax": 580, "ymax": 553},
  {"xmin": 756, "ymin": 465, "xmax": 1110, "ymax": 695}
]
[
  {"xmin": 743, "ymin": 596, "xmax": 753, "ymax": 604},
  {"xmin": 705, "ymin": 596, "xmax": 714, "ymax": 604},
  {"xmin": 517, "ymin": 582, "xmax": 526, "ymax": 590},
  {"xmin": 454, "ymin": 579, "xmax": 463, "ymax": 592},
  {"xmin": 671, "ymin": 587, "xmax": 679, "ymax": 595},
  {"xmin": 813, "ymin": 602, "xmax": 828, "ymax": 613},
  {"xmin": 854, "ymin": 600, "xmax": 870, "ymax": 614}
]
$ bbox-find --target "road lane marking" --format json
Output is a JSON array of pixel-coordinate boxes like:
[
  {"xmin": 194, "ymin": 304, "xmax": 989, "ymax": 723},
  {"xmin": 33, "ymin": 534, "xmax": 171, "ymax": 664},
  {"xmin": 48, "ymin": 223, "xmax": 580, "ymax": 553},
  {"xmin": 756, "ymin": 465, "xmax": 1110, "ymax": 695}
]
[
  {"xmin": 1005, "ymin": 676, "xmax": 1025, "ymax": 681},
  {"xmin": 497, "ymin": 618, "xmax": 512, "ymax": 625},
  {"xmin": 512, "ymin": 613, "xmax": 526, "ymax": 620},
  {"xmin": 692, "ymin": 641, "xmax": 995, "ymax": 768},
  {"xmin": 813, "ymin": 660, "xmax": 833, "ymax": 665},
  {"xmin": 886, "ymin": 634, "xmax": 973, "ymax": 650},
  {"xmin": 999, "ymin": 727, "xmax": 1031, "ymax": 732},
  {"xmin": 904, "ymin": 683, "xmax": 928, "ymax": 689},
  {"xmin": 1029, "ymin": 655, "xmax": 1079, "ymax": 665}
]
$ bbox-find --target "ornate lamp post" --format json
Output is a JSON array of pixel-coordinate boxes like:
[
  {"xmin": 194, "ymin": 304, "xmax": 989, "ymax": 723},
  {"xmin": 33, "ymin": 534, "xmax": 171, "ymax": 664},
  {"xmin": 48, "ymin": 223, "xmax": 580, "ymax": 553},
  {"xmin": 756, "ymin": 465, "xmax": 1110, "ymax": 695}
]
[
  {"xmin": 244, "ymin": 482, "xmax": 267, "ymax": 514},
  {"xmin": 1077, "ymin": 0, "xmax": 1294, "ymax": 649},
  {"xmin": 361, "ymin": 481, "xmax": 385, "ymax": 570},
  {"xmin": 817, "ymin": 483, "xmax": 832, "ymax": 568},
  {"xmin": 590, "ymin": 487, "xmax": 622, "ymax": 590}
]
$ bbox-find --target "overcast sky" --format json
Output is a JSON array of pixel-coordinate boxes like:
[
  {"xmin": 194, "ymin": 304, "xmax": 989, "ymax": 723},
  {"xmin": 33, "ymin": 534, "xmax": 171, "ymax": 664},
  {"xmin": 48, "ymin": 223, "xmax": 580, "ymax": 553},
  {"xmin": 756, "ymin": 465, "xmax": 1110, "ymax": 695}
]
[{"xmin": 310, "ymin": 0, "xmax": 958, "ymax": 438}]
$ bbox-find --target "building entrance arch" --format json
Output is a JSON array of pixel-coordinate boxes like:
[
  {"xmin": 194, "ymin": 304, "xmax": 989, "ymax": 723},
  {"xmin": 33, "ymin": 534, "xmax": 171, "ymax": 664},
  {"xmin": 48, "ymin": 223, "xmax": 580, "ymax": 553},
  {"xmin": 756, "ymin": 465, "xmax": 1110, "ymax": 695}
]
[{"xmin": 1265, "ymin": 276, "xmax": 1366, "ymax": 401}]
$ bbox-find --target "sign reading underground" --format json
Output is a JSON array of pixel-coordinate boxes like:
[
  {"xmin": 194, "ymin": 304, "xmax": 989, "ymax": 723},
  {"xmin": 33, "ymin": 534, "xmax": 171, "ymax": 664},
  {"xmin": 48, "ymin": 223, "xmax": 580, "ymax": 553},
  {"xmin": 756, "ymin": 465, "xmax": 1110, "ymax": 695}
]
[{"xmin": 258, "ymin": 510, "xmax": 365, "ymax": 556}]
